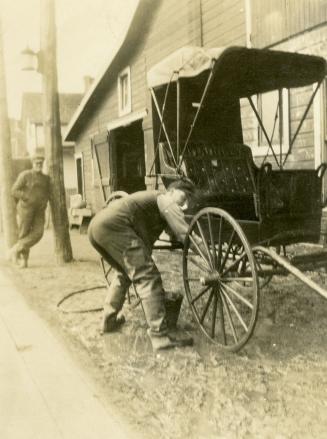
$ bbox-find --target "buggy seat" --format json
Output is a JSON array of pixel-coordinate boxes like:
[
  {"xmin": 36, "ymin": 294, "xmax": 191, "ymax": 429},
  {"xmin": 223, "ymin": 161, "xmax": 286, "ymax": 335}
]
[
  {"xmin": 159, "ymin": 141, "xmax": 259, "ymax": 220},
  {"xmin": 158, "ymin": 141, "xmax": 324, "ymax": 225}
]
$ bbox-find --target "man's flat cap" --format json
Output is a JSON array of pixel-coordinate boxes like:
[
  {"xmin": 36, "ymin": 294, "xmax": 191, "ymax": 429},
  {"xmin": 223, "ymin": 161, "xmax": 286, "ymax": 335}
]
[
  {"xmin": 166, "ymin": 176, "xmax": 196, "ymax": 195},
  {"xmin": 31, "ymin": 153, "xmax": 45, "ymax": 162}
]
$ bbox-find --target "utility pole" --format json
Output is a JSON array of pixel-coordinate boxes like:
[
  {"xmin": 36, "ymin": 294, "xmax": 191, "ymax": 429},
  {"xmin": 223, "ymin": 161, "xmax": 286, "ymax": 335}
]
[
  {"xmin": 40, "ymin": 0, "xmax": 73, "ymax": 263},
  {"xmin": 0, "ymin": 17, "xmax": 17, "ymax": 251}
]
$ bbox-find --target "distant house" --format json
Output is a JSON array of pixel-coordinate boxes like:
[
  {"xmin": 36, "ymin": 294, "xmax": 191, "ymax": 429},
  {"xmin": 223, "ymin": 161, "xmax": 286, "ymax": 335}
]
[
  {"xmin": 9, "ymin": 118, "xmax": 24, "ymax": 158},
  {"xmin": 20, "ymin": 92, "xmax": 83, "ymax": 196},
  {"xmin": 64, "ymin": 0, "xmax": 327, "ymax": 213}
]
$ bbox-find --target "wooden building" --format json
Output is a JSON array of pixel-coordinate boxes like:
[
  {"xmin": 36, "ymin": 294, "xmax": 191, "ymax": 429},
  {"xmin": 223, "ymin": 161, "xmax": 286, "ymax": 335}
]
[{"xmin": 64, "ymin": 0, "xmax": 327, "ymax": 212}]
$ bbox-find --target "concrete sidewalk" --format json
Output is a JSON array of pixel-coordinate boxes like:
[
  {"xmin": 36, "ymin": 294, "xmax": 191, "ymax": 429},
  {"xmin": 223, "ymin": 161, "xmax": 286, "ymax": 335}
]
[{"xmin": 0, "ymin": 269, "xmax": 130, "ymax": 439}]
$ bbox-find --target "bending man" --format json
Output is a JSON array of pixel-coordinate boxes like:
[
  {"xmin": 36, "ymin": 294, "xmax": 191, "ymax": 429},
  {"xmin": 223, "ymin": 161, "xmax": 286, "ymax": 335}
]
[{"xmin": 88, "ymin": 178, "xmax": 200, "ymax": 351}]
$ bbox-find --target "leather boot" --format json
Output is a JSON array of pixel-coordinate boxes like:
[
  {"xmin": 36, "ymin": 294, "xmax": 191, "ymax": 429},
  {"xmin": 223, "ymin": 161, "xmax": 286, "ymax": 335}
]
[
  {"xmin": 102, "ymin": 313, "xmax": 126, "ymax": 334},
  {"xmin": 101, "ymin": 270, "xmax": 129, "ymax": 334},
  {"xmin": 141, "ymin": 296, "xmax": 168, "ymax": 336},
  {"xmin": 147, "ymin": 330, "xmax": 194, "ymax": 350},
  {"xmin": 142, "ymin": 296, "xmax": 193, "ymax": 351}
]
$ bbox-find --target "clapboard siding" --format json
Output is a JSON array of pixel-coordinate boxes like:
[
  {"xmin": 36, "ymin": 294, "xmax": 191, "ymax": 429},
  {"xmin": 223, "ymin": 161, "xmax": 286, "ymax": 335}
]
[
  {"xmin": 202, "ymin": 0, "xmax": 246, "ymax": 46},
  {"xmin": 131, "ymin": 57, "xmax": 147, "ymax": 111},
  {"xmin": 274, "ymin": 25, "xmax": 327, "ymax": 168},
  {"xmin": 287, "ymin": 0, "xmax": 327, "ymax": 33},
  {"xmin": 145, "ymin": 0, "xmax": 191, "ymax": 68},
  {"xmin": 203, "ymin": 11, "xmax": 244, "ymax": 36},
  {"xmin": 252, "ymin": 0, "xmax": 327, "ymax": 47}
]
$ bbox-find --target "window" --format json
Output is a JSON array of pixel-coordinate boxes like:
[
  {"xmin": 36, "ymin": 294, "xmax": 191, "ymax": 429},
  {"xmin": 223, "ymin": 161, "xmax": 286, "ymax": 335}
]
[
  {"xmin": 241, "ymin": 88, "xmax": 289, "ymax": 157},
  {"xmin": 258, "ymin": 90, "xmax": 281, "ymax": 146},
  {"xmin": 118, "ymin": 67, "xmax": 131, "ymax": 116}
]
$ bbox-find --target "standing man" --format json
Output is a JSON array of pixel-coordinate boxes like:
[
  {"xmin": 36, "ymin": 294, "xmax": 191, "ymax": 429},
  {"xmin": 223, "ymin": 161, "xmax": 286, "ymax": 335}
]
[
  {"xmin": 88, "ymin": 178, "xmax": 205, "ymax": 351},
  {"xmin": 9, "ymin": 153, "xmax": 51, "ymax": 268}
]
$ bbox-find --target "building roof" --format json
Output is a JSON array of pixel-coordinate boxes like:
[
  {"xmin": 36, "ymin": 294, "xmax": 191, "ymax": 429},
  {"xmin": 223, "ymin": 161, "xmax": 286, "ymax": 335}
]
[
  {"xmin": 21, "ymin": 92, "xmax": 83, "ymax": 124},
  {"xmin": 64, "ymin": 0, "xmax": 155, "ymax": 142}
]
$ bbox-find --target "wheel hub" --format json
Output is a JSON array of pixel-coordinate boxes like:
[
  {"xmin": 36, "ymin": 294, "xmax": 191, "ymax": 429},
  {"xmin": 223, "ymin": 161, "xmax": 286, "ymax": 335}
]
[{"xmin": 200, "ymin": 271, "xmax": 220, "ymax": 286}]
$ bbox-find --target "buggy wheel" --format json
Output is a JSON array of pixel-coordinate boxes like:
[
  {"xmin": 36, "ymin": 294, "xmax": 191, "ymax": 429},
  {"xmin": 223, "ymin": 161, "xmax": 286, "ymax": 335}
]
[{"xmin": 183, "ymin": 207, "xmax": 259, "ymax": 352}]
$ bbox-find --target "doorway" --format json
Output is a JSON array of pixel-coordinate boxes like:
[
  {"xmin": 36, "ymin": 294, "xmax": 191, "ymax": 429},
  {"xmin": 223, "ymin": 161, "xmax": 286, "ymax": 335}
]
[
  {"xmin": 113, "ymin": 120, "xmax": 146, "ymax": 193},
  {"xmin": 75, "ymin": 154, "xmax": 84, "ymax": 198}
]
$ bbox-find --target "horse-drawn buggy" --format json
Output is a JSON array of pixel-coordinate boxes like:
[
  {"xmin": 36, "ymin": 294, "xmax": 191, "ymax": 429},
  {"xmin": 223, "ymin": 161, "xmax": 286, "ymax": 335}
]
[
  {"xmin": 102, "ymin": 46, "xmax": 327, "ymax": 352},
  {"xmin": 146, "ymin": 45, "xmax": 327, "ymax": 351}
]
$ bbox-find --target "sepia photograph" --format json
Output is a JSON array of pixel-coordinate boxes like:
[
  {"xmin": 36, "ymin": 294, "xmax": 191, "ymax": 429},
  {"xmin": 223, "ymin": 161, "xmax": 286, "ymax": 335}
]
[{"xmin": 0, "ymin": 1, "xmax": 327, "ymax": 438}]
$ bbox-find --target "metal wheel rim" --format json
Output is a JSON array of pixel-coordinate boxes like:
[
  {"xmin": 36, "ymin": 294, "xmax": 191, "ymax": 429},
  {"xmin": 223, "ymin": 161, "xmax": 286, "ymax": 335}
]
[{"xmin": 183, "ymin": 207, "xmax": 260, "ymax": 352}]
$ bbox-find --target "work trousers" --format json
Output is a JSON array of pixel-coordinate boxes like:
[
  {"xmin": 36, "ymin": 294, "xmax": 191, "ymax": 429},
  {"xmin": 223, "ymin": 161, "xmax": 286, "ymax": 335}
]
[
  {"xmin": 88, "ymin": 223, "xmax": 167, "ymax": 337},
  {"xmin": 15, "ymin": 202, "xmax": 46, "ymax": 257}
]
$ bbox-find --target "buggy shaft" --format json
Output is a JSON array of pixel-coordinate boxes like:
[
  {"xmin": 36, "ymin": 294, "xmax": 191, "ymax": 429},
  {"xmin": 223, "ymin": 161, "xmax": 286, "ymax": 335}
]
[{"xmin": 253, "ymin": 246, "xmax": 327, "ymax": 300}]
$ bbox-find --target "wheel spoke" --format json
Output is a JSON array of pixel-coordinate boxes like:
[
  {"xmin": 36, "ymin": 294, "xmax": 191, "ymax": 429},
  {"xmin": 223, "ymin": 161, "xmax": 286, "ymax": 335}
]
[
  {"xmin": 189, "ymin": 235, "xmax": 211, "ymax": 269},
  {"xmin": 221, "ymin": 288, "xmax": 248, "ymax": 332},
  {"xmin": 221, "ymin": 252, "xmax": 247, "ymax": 277},
  {"xmin": 187, "ymin": 255, "xmax": 210, "ymax": 273},
  {"xmin": 220, "ymin": 291, "xmax": 238, "ymax": 343},
  {"xmin": 185, "ymin": 277, "xmax": 204, "ymax": 282},
  {"xmin": 200, "ymin": 289, "xmax": 214, "ymax": 324},
  {"xmin": 190, "ymin": 285, "xmax": 212, "ymax": 305},
  {"xmin": 236, "ymin": 250, "xmax": 247, "ymax": 271},
  {"xmin": 217, "ymin": 292, "xmax": 226, "ymax": 345},
  {"xmin": 211, "ymin": 291, "xmax": 218, "ymax": 338},
  {"xmin": 196, "ymin": 220, "xmax": 214, "ymax": 269},
  {"xmin": 220, "ymin": 230, "xmax": 236, "ymax": 272},
  {"xmin": 217, "ymin": 217, "xmax": 223, "ymax": 270},
  {"xmin": 220, "ymin": 282, "xmax": 253, "ymax": 309},
  {"xmin": 207, "ymin": 213, "xmax": 217, "ymax": 268}
]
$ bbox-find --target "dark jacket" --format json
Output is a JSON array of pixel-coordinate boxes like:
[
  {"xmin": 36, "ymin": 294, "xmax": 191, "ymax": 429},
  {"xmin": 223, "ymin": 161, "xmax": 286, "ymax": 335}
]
[
  {"xmin": 12, "ymin": 170, "xmax": 50, "ymax": 209},
  {"xmin": 89, "ymin": 190, "xmax": 189, "ymax": 251}
]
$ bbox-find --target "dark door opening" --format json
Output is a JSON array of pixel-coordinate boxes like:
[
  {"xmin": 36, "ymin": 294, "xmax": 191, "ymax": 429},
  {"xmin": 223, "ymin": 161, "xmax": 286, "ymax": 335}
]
[
  {"xmin": 76, "ymin": 156, "xmax": 84, "ymax": 197},
  {"xmin": 114, "ymin": 120, "xmax": 146, "ymax": 193}
]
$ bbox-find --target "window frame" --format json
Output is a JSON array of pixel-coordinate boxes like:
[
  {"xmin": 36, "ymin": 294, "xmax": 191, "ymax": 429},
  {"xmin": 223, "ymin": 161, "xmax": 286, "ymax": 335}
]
[
  {"xmin": 117, "ymin": 66, "xmax": 132, "ymax": 116},
  {"xmin": 250, "ymin": 88, "xmax": 290, "ymax": 158},
  {"xmin": 313, "ymin": 78, "xmax": 327, "ymax": 169}
]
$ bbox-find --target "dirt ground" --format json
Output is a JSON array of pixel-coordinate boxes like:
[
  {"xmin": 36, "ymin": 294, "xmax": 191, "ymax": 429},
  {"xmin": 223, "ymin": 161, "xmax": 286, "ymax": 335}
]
[{"xmin": 1, "ymin": 229, "xmax": 327, "ymax": 439}]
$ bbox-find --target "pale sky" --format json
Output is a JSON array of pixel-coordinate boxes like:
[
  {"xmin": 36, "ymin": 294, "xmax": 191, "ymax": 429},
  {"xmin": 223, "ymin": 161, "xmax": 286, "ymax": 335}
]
[{"xmin": 0, "ymin": 0, "xmax": 139, "ymax": 118}]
